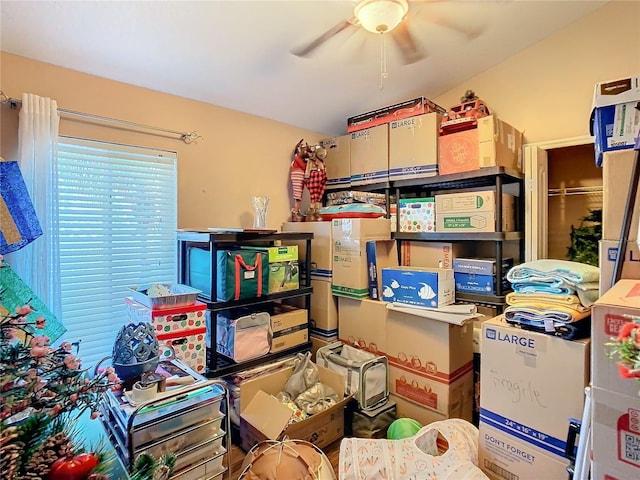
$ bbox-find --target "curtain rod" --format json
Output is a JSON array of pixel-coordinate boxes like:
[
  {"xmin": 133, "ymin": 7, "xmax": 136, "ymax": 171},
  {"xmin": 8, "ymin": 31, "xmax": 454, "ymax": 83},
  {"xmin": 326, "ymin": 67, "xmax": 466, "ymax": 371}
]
[{"xmin": 0, "ymin": 91, "xmax": 202, "ymax": 144}]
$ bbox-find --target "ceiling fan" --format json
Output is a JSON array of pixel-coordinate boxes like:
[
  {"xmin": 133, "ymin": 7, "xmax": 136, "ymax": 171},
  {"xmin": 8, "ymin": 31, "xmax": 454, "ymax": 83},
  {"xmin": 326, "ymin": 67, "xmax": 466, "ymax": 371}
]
[{"xmin": 292, "ymin": 0, "xmax": 481, "ymax": 65}]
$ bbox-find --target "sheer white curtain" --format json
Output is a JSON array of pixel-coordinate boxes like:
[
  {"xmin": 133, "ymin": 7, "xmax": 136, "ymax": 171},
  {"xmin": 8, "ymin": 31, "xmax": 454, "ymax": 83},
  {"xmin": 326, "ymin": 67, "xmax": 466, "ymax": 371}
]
[{"xmin": 11, "ymin": 93, "xmax": 61, "ymax": 318}]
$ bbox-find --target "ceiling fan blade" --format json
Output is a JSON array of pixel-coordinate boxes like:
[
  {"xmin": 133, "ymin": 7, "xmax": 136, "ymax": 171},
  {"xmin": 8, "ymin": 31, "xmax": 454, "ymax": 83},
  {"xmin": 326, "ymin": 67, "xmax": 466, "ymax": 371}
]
[
  {"xmin": 428, "ymin": 13, "xmax": 482, "ymax": 41},
  {"xmin": 390, "ymin": 20, "xmax": 426, "ymax": 65},
  {"xmin": 292, "ymin": 17, "xmax": 357, "ymax": 57}
]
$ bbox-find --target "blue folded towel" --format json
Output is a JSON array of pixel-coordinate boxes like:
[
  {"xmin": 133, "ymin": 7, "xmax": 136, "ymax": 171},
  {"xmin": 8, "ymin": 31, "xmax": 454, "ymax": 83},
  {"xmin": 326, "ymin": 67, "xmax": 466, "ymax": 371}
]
[{"xmin": 507, "ymin": 259, "xmax": 600, "ymax": 287}]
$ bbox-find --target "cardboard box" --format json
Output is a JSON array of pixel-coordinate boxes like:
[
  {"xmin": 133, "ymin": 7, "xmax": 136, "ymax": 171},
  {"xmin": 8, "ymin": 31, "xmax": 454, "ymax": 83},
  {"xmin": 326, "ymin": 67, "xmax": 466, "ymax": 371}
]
[
  {"xmin": 242, "ymin": 245, "xmax": 299, "ymax": 294},
  {"xmin": 592, "ymin": 279, "xmax": 640, "ymax": 397},
  {"xmin": 591, "ymin": 387, "xmax": 640, "ymax": 478},
  {"xmin": 366, "ymin": 240, "xmax": 398, "ymax": 300},
  {"xmin": 400, "ymin": 241, "xmax": 470, "ymax": 268},
  {"xmin": 332, "ymin": 218, "xmax": 391, "ymax": 298},
  {"xmin": 602, "ymin": 149, "xmax": 640, "ymax": 241},
  {"xmin": 438, "ymin": 128, "xmax": 480, "ymax": 175},
  {"xmin": 480, "ymin": 317, "xmax": 590, "ymax": 458},
  {"xmin": 591, "ymin": 460, "xmax": 635, "ymax": 480},
  {"xmin": 435, "ymin": 191, "xmax": 511, "ymax": 214},
  {"xmin": 385, "ymin": 307, "xmax": 473, "ymax": 417},
  {"xmin": 388, "ymin": 113, "xmax": 439, "ymax": 181},
  {"xmin": 436, "ymin": 192, "xmax": 515, "ymax": 233},
  {"xmin": 338, "ymin": 297, "xmax": 388, "ymax": 355},
  {"xmin": 309, "ymin": 278, "xmax": 338, "ymax": 339},
  {"xmin": 389, "ymin": 393, "xmax": 450, "ymax": 426},
  {"xmin": 239, "ymin": 364, "xmax": 349, "ymax": 451},
  {"xmin": 593, "ymin": 76, "xmax": 640, "ymax": 166},
  {"xmin": 599, "ymin": 239, "xmax": 640, "ymax": 295},
  {"xmin": 321, "ymin": 134, "xmax": 351, "ymax": 189},
  {"xmin": 479, "ymin": 422, "xmax": 571, "ymax": 480},
  {"xmin": 381, "ymin": 266, "xmax": 455, "ymax": 308},
  {"xmin": 310, "ymin": 334, "xmax": 333, "ymax": 362},
  {"xmin": 269, "ymin": 304, "xmax": 307, "ymax": 333},
  {"xmin": 349, "ymin": 124, "xmax": 389, "ymax": 186},
  {"xmin": 453, "ymin": 257, "xmax": 513, "ymax": 295},
  {"xmin": 270, "ymin": 327, "xmax": 308, "ymax": 353},
  {"xmin": 389, "ymin": 366, "xmax": 473, "ymax": 419},
  {"xmin": 398, "ymin": 197, "xmax": 436, "ymax": 233},
  {"xmin": 438, "ymin": 116, "xmax": 523, "ymax": 175},
  {"xmin": 281, "ymin": 221, "xmax": 333, "ymax": 280},
  {"xmin": 347, "ymin": 96, "xmax": 445, "ymax": 133}
]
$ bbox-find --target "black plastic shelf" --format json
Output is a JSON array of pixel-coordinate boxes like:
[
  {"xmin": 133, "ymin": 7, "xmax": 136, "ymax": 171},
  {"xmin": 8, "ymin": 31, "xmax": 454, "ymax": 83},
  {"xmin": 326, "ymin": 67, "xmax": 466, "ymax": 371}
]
[
  {"xmin": 205, "ymin": 341, "xmax": 312, "ymax": 378},
  {"xmin": 201, "ymin": 287, "xmax": 313, "ymax": 311},
  {"xmin": 392, "ymin": 232, "xmax": 522, "ymax": 242},
  {"xmin": 392, "ymin": 166, "xmax": 523, "ymax": 190},
  {"xmin": 456, "ymin": 292, "xmax": 511, "ymax": 306},
  {"xmin": 177, "ymin": 230, "xmax": 313, "ymax": 245}
]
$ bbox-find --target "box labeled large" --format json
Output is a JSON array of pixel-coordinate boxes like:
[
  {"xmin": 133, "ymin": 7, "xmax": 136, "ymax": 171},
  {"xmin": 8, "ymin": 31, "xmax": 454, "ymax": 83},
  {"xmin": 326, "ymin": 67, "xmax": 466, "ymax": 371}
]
[
  {"xmin": 479, "ymin": 422, "xmax": 571, "ymax": 480},
  {"xmin": 602, "ymin": 149, "xmax": 640, "ymax": 241},
  {"xmin": 400, "ymin": 241, "xmax": 470, "ymax": 268},
  {"xmin": 592, "ymin": 279, "xmax": 640, "ymax": 397},
  {"xmin": 347, "ymin": 96, "xmax": 445, "ymax": 133},
  {"xmin": 380, "ymin": 266, "xmax": 454, "ymax": 308},
  {"xmin": 591, "ymin": 387, "xmax": 640, "ymax": 479},
  {"xmin": 239, "ymin": 364, "xmax": 350, "ymax": 451},
  {"xmin": 242, "ymin": 245, "xmax": 299, "ymax": 294},
  {"xmin": 338, "ymin": 297, "xmax": 388, "ymax": 355},
  {"xmin": 388, "ymin": 113, "xmax": 439, "ymax": 181},
  {"xmin": 321, "ymin": 134, "xmax": 351, "ymax": 189},
  {"xmin": 599, "ymin": 240, "xmax": 640, "ymax": 296},
  {"xmin": 332, "ymin": 218, "xmax": 391, "ymax": 298},
  {"xmin": 349, "ymin": 124, "xmax": 389, "ymax": 186},
  {"xmin": 593, "ymin": 76, "xmax": 640, "ymax": 166},
  {"xmin": 398, "ymin": 197, "xmax": 435, "ymax": 233},
  {"xmin": 282, "ymin": 221, "xmax": 333, "ymax": 280},
  {"xmin": 480, "ymin": 317, "xmax": 590, "ymax": 459}
]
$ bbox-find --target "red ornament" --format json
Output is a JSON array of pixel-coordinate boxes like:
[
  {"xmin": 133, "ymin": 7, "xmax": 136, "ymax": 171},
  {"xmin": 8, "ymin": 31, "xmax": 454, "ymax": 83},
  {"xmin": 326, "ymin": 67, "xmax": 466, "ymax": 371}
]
[{"xmin": 48, "ymin": 452, "xmax": 99, "ymax": 480}]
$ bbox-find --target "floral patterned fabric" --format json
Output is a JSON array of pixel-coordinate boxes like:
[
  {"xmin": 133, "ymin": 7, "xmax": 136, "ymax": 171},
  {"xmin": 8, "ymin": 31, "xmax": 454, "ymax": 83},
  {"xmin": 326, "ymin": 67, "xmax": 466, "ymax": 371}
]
[{"xmin": 339, "ymin": 418, "xmax": 488, "ymax": 480}]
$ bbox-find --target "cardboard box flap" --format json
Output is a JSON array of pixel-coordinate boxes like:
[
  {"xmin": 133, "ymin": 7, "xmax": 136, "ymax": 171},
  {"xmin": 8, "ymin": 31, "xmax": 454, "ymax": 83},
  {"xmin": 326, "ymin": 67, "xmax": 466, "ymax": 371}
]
[
  {"xmin": 242, "ymin": 390, "xmax": 294, "ymax": 440},
  {"xmin": 596, "ymin": 279, "xmax": 640, "ymax": 308}
]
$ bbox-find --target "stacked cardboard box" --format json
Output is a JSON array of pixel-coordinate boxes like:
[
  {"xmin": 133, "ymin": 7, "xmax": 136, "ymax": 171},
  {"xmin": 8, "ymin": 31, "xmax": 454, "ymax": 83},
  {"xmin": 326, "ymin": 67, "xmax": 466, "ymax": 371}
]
[
  {"xmin": 331, "ymin": 218, "xmax": 391, "ymax": 298},
  {"xmin": 438, "ymin": 115, "xmax": 523, "ymax": 175},
  {"xmin": 338, "ymin": 296, "xmax": 474, "ymax": 424},
  {"xmin": 479, "ymin": 316, "xmax": 590, "ymax": 480},
  {"xmin": 599, "ymin": 149, "xmax": 640, "ymax": 295},
  {"xmin": 591, "ymin": 280, "xmax": 640, "ymax": 480},
  {"xmin": 435, "ymin": 191, "xmax": 515, "ymax": 233},
  {"xmin": 321, "ymin": 134, "xmax": 351, "ymax": 189}
]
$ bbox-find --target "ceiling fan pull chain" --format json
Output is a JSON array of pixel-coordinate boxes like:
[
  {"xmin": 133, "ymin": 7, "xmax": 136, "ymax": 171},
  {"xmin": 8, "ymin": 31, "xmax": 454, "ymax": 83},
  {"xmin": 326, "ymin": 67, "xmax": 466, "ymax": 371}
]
[{"xmin": 379, "ymin": 32, "xmax": 389, "ymax": 90}]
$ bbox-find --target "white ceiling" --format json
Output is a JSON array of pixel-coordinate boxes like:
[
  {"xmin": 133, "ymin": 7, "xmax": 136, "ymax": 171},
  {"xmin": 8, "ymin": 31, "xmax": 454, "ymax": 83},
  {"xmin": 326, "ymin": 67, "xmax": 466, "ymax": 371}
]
[{"xmin": 1, "ymin": 0, "xmax": 608, "ymax": 136}]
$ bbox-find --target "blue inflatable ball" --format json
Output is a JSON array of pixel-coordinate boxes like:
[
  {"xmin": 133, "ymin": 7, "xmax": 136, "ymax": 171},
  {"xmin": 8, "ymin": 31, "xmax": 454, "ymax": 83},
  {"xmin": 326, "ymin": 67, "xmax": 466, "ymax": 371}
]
[{"xmin": 387, "ymin": 417, "xmax": 423, "ymax": 439}]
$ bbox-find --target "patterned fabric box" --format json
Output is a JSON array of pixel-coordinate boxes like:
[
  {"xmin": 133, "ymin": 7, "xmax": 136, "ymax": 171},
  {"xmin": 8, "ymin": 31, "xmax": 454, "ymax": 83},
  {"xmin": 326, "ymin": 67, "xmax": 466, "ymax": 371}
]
[{"xmin": 125, "ymin": 298, "xmax": 207, "ymax": 372}]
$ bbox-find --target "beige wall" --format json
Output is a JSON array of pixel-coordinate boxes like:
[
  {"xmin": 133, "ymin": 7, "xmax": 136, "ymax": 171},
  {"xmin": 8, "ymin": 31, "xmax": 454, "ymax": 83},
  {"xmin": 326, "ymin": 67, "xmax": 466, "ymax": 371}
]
[
  {"xmin": 433, "ymin": 1, "xmax": 640, "ymax": 144},
  {"xmin": 1, "ymin": 1, "xmax": 639, "ymax": 230},
  {"xmin": 0, "ymin": 53, "xmax": 324, "ymax": 230}
]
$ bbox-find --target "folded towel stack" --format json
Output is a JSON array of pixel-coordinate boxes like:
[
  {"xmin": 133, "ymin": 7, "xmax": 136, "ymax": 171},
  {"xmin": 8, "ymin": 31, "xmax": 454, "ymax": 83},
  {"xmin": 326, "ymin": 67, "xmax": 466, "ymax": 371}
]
[{"xmin": 503, "ymin": 259, "xmax": 599, "ymax": 340}]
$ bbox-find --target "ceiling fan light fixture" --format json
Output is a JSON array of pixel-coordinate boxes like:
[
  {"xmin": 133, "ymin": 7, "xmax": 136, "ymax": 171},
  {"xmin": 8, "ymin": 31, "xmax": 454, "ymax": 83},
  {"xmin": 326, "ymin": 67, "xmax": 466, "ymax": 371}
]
[{"xmin": 354, "ymin": 0, "xmax": 409, "ymax": 34}]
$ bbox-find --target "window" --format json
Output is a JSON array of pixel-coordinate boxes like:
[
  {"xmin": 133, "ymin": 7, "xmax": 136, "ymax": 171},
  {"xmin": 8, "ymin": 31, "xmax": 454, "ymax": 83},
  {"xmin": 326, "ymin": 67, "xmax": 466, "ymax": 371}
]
[{"xmin": 56, "ymin": 137, "xmax": 177, "ymax": 368}]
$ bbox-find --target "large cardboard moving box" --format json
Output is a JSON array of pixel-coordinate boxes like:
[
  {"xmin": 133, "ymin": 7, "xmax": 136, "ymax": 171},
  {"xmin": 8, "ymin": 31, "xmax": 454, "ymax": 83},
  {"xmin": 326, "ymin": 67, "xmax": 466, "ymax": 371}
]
[
  {"xmin": 388, "ymin": 113, "xmax": 439, "ymax": 181},
  {"xmin": 591, "ymin": 387, "xmax": 640, "ymax": 480},
  {"xmin": 349, "ymin": 124, "xmax": 389, "ymax": 186},
  {"xmin": 480, "ymin": 317, "xmax": 590, "ymax": 460},
  {"xmin": 338, "ymin": 297, "xmax": 388, "ymax": 355},
  {"xmin": 282, "ymin": 221, "xmax": 333, "ymax": 280},
  {"xmin": 598, "ymin": 239, "xmax": 640, "ymax": 296},
  {"xmin": 239, "ymin": 364, "xmax": 349, "ymax": 451},
  {"xmin": 592, "ymin": 279, "xmax": 640, "ymax": 397},
  {"xmin": 332, "ymin": 218, "xmax": 391, "ymax": 298},
  {"xmin": 602, "ymin": 149, "xmax": 640, "ymax": 241},
  {"xmin": 323, "ymin": 134, "xmax": 351, "ymax": 189}
]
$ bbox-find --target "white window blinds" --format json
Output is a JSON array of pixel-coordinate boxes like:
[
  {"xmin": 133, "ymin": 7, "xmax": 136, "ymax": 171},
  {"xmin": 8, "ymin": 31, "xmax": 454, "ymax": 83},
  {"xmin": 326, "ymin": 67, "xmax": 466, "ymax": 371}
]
[{"xmin": 56, "ymin": 137, "xmax": 178, "ymax": 368}]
